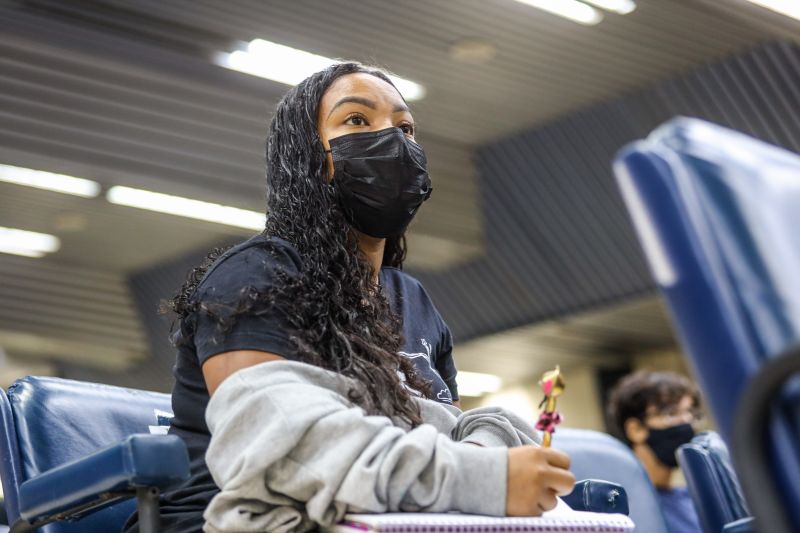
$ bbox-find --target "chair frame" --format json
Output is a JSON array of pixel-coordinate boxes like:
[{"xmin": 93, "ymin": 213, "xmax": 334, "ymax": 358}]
[
  {"xmin": 732, "ymin": 344, "xmax": 800, "ymax": 533},
  {"xmin": 9, "ymin": 487, "xmax": 161, "ymax": 533}
]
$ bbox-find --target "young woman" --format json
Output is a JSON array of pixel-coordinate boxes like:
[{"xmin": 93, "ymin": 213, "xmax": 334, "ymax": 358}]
[{"xmin": 125, "ymin": 62, "xmax": 574, "ymax": 533}]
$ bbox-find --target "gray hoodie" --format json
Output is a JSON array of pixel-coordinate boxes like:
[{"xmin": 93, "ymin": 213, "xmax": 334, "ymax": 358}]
[{"xmin": 203, "ymin": 361, "xmax": 541, "ymax": 532}]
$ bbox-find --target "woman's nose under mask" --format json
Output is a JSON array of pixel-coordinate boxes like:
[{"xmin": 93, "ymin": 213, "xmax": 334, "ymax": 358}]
[{"xmin": 326, "ymin": 127, "xmax": 432, "ymax": 238}]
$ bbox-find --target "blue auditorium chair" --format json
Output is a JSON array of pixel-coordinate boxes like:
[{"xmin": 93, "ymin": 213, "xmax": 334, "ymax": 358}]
[
  {"xmin": 0, "ymin": 376, "xmax": 189, "ymax": 532},
  {"xmin": 557, "ymin": 428, "xmax": 669, "ymax": 533},
  {"xmin": 614, "ymin": 117, "xmax": 800, "ymax": 533},
  {"xmin": 677, "ymin": 432, "xmax": 753, "ymax": 533}
]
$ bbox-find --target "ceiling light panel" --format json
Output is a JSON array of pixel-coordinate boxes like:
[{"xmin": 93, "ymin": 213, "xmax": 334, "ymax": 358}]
[
  {"xmin": 0, "ymin": 227, "xmax": 61, "ymax": 258},
  {"xmin": 106, "ymin": 186, "xmax": 265, "ymax": 231},
  {"xmin": 0, "ymin": 164, "xmax": 101, "ymax": 198},
  {"xmin": 511, "ymin": 0, "xmax": 604, "ymax": 25},
  {"xmin": 743, "ymin": 0, "xmax": 800, "ymax": 21},
  {"xmin": 582, "ymin": 0, "xmax": 636, "ymax": 15},
  {"xmin": 456, "ymin": 371, "xmax": 504, "ymax": 397},
  {"xmin": 216, "ymin": 39, "xmax": 426, "ymax": 101}
]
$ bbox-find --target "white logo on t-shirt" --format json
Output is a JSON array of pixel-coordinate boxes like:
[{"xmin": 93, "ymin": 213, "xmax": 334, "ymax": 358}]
[
  {"xmin": 399, "ymin": 338, "xmax": 433, "ymax": 366},
  {"xmin": 399, "ymin": 339, "xmax": 453, "ymax": 404}
]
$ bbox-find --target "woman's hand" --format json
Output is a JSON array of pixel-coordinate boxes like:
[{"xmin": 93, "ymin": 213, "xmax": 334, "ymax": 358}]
[{"xmin": 506, "ymin": 446, "xmax": 576, "ymax": 516}]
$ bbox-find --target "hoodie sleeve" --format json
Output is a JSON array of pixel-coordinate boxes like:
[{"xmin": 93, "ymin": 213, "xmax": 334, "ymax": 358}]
[
  {"xmin": 203, "ymin": 362, "xmax": 508, "ymax": 533},
  {"xmin": 451, "ymin": 406, "xmax": 542, "ymax": 448}
]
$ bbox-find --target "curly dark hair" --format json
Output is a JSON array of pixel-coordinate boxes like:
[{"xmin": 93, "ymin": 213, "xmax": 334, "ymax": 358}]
[
  {"xmin": 606, "ymin": 370, "xmax": 701, "ymax": 446},
  {"xmin": 166, "ymin": 62, "xmax": 430, "ymax": 426}
]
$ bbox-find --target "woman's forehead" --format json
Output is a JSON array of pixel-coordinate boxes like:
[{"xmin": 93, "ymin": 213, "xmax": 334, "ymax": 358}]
[{"xmin": 321, "ymin": 73, "xmax": 406, "ymax": 110}]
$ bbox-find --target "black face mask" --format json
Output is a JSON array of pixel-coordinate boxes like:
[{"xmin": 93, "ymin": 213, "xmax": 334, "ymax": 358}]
[
  {"xmin": 646, "ymin": 423, "xmax": 695, "ymax": 468},
  {"xmin": 326, "ymin": 127, "xmax": 432, "ymax": 238}
]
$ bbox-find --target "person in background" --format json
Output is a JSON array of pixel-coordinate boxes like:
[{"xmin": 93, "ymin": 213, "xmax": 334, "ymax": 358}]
[{"xmin": 607, "ymin": 370, "xmax": 703, "ymax": 533}]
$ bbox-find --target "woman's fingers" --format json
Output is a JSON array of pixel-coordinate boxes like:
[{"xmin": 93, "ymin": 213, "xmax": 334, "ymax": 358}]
[
  {"xmin": 507, "ymin": 446, "xmax": 576, "ymax": 516},
  {"xmin": 541, "ymin": 447, "xmax": 571, "ymax": 470},
  {"xmin": 542, "ymin": 464, "xmax": 577, "ymax": 495},
  {"xmin": 537, "ymin": 489, "xmax": 559, "ymax": 512}
]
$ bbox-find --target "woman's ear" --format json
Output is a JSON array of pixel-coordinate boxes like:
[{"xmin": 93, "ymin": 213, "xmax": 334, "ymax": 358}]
[
  {"xmin": 325, "ymin": 151, "xmax": 334, "ymax": 182},
  {"xmin": 319, "ymin": 136, "xmax": 334, "ymax": 182},
  {"xmin": 624, "ymin": 417, "xmax": 649, "ymax": 445}
]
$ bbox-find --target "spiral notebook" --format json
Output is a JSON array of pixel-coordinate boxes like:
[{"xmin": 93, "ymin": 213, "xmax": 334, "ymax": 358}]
[{"xmin": 327, "ymin": 500, "xmax": 635, "ymax": 532}]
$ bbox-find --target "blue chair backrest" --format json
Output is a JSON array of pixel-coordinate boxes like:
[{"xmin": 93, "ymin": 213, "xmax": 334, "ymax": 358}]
[
  {"xmin": 614, "ymin": 117, "xmax": 800, "ymax": 530},
  {"xmin": 678, "ymin": 431, "xmax": 750, "ymax": 533},
  {"xmin": 0, "ymin": 376, "xmax": 173, "ymax": 532},
  {"xmin": 556, "ymin": 428, "xmax": 669, "ymax": 533}
]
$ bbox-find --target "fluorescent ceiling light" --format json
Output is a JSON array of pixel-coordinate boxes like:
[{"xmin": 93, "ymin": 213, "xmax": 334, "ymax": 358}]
[
  {"xmin": 511, "ymin": 0, "xmax": 604, "ymax": 25},
  {"xmin": 582, "ymin": 0, "xmax": 636, "ymax": 15},
  {"xmin": 743, "ymin": 0, "xmax": 800, "ymax": 21},
  {"xmin": 0, "ymin": 164, "xmax": 101, "ymax": 198},
  {"xmin": 216, "ymin": 39, "xmax": 426, "ymax": 101},
  {"xmin": 0, "ymin": 227, "xmax": 60, "ymax": 258},
  {"xmin": 106, "ymin": 186, "xmax": 265, "ymax": 231},
  {"xmin": 457, "ymin": 371, "xmax": 503, "ymax": 397}
]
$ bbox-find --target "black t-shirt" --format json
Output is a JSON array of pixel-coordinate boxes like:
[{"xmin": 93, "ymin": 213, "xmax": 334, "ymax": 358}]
[{"xmin": 125, "ymin": 234, "xmax": 459, "ymax": 532}]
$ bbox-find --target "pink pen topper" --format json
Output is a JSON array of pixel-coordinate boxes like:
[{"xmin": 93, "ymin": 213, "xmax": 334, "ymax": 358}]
[{"xmin": 536, "ymin": 366, "xmax": 565, "ymax": 447}]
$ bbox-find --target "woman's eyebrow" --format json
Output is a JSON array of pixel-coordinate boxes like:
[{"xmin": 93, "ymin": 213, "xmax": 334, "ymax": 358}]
[
  {"xmin": 327, "ymin": 96, "xmax": 410, "ymax": 118},
  {"xmin": 327, "ymin": 96, "xmax": 375, "ymax": 118}
]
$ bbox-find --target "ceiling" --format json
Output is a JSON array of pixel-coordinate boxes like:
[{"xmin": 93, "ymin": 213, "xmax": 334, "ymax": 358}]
[{"xmin": 0, "ymin": 0, "xmax": 798, "ymax": 375}]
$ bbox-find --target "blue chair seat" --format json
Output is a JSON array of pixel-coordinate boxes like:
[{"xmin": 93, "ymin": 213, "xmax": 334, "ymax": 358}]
[{"xmin": 557, "ymin": 428, "xmax": 668, "ymax": 533}]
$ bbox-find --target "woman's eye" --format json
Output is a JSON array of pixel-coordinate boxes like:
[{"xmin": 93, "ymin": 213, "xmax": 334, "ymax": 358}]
[
  {"xmin": 345, "ymin": 114, "xmax": 368, "ymax": 126},
  {"xmin": 400, "ymin": 123, "xmax": 415, "ymax": 135}
]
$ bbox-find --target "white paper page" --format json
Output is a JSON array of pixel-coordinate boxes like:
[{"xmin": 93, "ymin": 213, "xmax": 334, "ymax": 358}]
[{"xmin": 542, "ymin": 497, "xmax": 576, "ymax": 517}]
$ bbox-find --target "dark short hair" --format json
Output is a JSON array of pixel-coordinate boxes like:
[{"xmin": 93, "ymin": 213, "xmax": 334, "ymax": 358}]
[{"xmin": 606, "ymin": 370, "xmax": 701, "ymax": 445}]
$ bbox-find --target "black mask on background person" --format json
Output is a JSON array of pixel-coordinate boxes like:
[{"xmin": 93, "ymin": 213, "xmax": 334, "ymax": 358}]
[
  {"xmin": 326, "ymin": 127, "xmax": 432, "ymax": 238},
  {"xmin": 646, "ymin": 423, "xmax": 695, "ymax": 468}
]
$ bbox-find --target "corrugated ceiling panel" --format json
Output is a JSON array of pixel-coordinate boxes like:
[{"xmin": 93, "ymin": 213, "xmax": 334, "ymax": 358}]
[
  {"xmin": 0, "ymin": 3, "xmax": 482, "ymax": 249},
  {"xmin": 58, "ymin": 241, "xmax": 234, "ymax": 391},
  {"xmin": 89, "ymin": 0, "xmax": 794, "ymax": 143},
  {"xmin": 0, "ymin": 253, "xmax": 149, "ymax": 368},
  {"xmin": 414, "ymin": 40, "xmax": 800, "ymax": 342}
]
